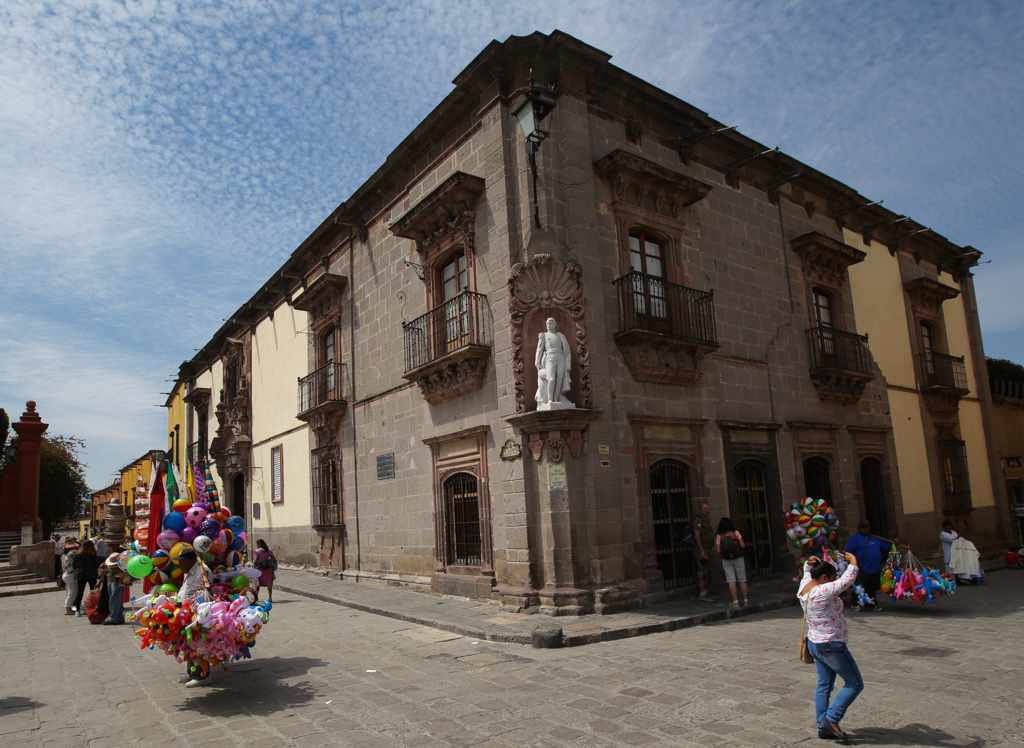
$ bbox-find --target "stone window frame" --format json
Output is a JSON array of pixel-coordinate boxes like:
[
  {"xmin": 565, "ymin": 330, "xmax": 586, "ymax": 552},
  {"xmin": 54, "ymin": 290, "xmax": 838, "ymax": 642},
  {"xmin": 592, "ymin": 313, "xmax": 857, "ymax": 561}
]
[
  {"xmin": 902, "ymin": 277, "xmax": 960, "ymax": 369},
  {"xmin": 789, "ymin": 232, "xmax": 866, "ymax": 335},
  {"xmin": 787, "ymin": 422, "xmax": 839, "ymax": 502},
  {"xmin": 423, "ymin": 425, "xmax": 493, "ymax": 574}
]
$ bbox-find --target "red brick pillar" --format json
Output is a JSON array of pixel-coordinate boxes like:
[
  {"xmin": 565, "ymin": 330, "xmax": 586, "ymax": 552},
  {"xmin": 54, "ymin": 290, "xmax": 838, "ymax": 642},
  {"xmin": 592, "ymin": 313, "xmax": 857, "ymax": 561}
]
[{"xmin": 12, "ymin": 401, "xmax": 48, "ymax": 543}]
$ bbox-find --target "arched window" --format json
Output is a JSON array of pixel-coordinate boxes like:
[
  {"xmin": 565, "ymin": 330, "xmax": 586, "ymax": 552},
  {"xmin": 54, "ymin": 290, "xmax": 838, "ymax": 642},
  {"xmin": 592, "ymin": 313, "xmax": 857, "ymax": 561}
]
[
  {"xmin": 628, "ymin": 230, "xmax": 668, "ymax": 331},
  {"xmin": 860, "ymin": 458, "xmax": 888, "ymax": 539},
  {"xmin": 735, "ymin": 460, "xmax": 774, "ymax": 577},
  {"xmin": 444, "ymin": 472, "xmax": 481, "ymax": 566},
  {"xmin": 803, "ymin": 456, "xmax": 833, "ymax": 504},
  {"xmin": 649, "ymin": 460, "xmax": 695, "ymax": 589}
]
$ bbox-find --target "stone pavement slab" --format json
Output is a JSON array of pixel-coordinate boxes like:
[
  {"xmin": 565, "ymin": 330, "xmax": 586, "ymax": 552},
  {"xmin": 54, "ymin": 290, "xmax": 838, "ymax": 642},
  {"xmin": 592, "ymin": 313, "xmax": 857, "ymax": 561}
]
[
  {"xmin": 2, "ymin": 567, "xmax": 1021, "ymax": 747},
  {"xmin": 274, "ymin": 568, "xmax": 802, "ymax": 646}
]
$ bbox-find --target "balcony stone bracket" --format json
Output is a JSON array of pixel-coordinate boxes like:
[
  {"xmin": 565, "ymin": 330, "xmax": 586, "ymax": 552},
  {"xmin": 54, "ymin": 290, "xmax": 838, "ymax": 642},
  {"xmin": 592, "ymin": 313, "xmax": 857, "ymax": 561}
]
[
  {"xmin": 790, "ymin": 232, "xmax": 867, "ymax": 286},
  {"xmin": 508, "ymin": 256, "xmax": 594, "ymax": 414},
  {"xmin": 808, "ymin": 368, "xmax": 874, "ymax": 405},
  {"xmin": 297, "ymin": 401, "xmax": 348, "ymax": 442},
  {"xmin": 614, "ymin": 329, "xmax": 719, "ymax": 386},
  {"xmin": 504, "ymin": 409, "xmax": 603, "ymax": 462},
  {"xmin": 402, "ymin": 345, "xmax": 491, "ymax": 406},
  {"xmin": 921, "ymin": 388, "xmax": 965, "ymax": 417}
]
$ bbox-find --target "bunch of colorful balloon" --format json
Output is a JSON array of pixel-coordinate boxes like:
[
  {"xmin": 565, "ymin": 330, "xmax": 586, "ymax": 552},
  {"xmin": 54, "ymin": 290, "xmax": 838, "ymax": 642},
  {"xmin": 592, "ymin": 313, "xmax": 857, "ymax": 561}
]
[
  {"xmin": 784, "ymin": 497, "xmax": 840, "ymax": 552},
  {"xmin": 885, "ymin": 548, "xmax": 956, "ymax": 604},
  {"xmin": 149, "ymin": 496, "xmax": 249, "ymax": 592}
]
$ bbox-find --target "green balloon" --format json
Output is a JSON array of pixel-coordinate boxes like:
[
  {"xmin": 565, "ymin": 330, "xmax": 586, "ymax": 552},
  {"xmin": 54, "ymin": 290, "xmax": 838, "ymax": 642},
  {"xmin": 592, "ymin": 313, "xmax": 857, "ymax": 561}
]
[
  {"xmin": 231, "ymin": 574, "xmax": 249, "ymax": 590},
  {"xmin": 126, "ymin": 555, "xmax": 154, "ymax": 579},
  {"xmin": 156, "ymin": 583, "xmax": 178, "ymax": 594}
]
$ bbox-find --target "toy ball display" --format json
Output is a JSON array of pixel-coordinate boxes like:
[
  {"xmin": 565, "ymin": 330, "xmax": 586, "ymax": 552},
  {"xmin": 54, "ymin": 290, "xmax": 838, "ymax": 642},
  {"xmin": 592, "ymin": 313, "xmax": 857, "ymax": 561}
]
[
  {"xmin": 150, "ymin": 550, "xmax": 171, "ymax": 569},
  {"xmin": 225, "ymin": 550, "xmax": 243, "ymax": 567},
  {"xmin": 193, "ymin": 535, "xmax": 213, "ymax": 554},
  {"xmin": 199, "ymin": 518, "xmax": 222, "ymax": 538},
  {"xmin": 156, "ymin": 531, "xmax": 180, "ymax": 551},
  {"xmin": 226, "ymin": 516, "xmax": 246, "ymax": 534},
  {"xmin": 167, "ymin": 564, "xmax": 183, "ymax": 582},
  {"xmin": 210, "ymin": 534, "xmax": 228, "ymax": 555},
  {"xmin": 169, "ymin": 542, "xmax": 191, "ymax": 561},
  {"xmin": 162, "ymin": 512, "xmax": 187, "ymax": 532},
  {"xmin": 126, "ymin": 555, "xmax": 154, "ymax": 579},
  {"xmin": 184, "ymin": 507, "xmax": 207, "ymax": 529},
  {"xmin": 172, "ymin": 498, "xmax": 192, "ymax": 513},
  {"xmin": 182, "ymin": 527, "xmax": 199, "ymax": 544},
  {"xmin": 146, "ymin": 569, "xmax": 169, "ymax": 585}
]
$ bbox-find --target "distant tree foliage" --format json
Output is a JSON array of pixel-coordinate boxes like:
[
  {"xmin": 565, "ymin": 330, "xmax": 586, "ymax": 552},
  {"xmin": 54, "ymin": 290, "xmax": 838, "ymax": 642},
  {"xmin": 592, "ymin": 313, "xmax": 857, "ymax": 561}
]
[
  {"xmin": 39, "ymin": 435, "xmax": 90, "ymax": 537},
  {"xmin": 0, "ymin": 408, "xmax": 9, "ymax": 467},
  {"xmin": 987, "ymin": 358, "xmax": 1024, "ymax": 386}
]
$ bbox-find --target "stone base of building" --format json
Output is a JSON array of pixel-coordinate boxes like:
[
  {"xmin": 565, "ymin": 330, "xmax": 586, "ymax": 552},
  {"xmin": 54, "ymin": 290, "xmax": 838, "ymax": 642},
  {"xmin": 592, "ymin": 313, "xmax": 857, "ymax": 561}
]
[
  {"xmin": 254, "ymin": 525, "xmax": 322, "ymax": 568},
  {"xmin": 431, "ymin": 568, "xmax": 496, "ymax": 600},
  {"xmin": 495, "ymin": 580, "xmax": 645, "ymax": 616}
]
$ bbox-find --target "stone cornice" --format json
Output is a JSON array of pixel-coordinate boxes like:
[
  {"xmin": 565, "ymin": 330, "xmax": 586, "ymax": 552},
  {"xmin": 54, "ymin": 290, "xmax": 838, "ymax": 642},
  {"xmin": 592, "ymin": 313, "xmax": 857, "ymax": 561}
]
[
  {"xmin": 594, "ymin": 150, "xmax": 712, "ymax": 216},
  {"xmin": 902, "ymin": 277, "xmax": 961, "ymax": 304},
  {"xmin": 290, "ymin": 273, "xmax": 349, "ymax": 314},
  {"xmin": 790, "ymin": 232, "xmax": 866, "ymax": 267},
  {"xmin": 390, "ymin": 172, "xmax": 486, "ymax": 249}
]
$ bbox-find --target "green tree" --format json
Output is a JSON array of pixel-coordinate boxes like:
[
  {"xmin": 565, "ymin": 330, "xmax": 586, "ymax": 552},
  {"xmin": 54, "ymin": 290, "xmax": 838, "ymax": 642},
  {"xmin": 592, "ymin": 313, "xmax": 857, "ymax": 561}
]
[
  {"xmin": 38, "ymin": 435, "xmax": 90, "ymax": 536},
  {"xmin": 0, "ymin": 408, "xmax": 9, "ymax": 469},
  {"xmin": 986, "ymin": 357, "xmax": 1024, "ymax": 386}
]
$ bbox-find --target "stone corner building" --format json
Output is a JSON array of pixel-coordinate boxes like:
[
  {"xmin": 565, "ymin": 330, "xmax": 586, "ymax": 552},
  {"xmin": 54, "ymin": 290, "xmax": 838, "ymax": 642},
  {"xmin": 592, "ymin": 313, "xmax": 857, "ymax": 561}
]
[{"xmin": 169, "ymin": 31, "xmax": 1013, "ymax": 614}]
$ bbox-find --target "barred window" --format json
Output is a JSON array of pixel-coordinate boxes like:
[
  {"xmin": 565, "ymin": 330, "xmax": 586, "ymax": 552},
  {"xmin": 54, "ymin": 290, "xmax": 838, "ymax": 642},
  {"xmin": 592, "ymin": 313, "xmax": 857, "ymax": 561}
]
[
  {"xmin": 444, "ymin": 473, "xmax": 481, "ymax": 566},
  {"xmin": 271, "ymin": 446, "xmax": 284, "ymax": 504}
]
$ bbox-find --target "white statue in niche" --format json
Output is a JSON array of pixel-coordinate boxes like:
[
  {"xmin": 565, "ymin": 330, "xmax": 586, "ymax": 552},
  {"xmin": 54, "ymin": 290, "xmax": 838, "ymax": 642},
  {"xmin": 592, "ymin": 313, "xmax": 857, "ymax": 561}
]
[{"xmin": 535, "ymin": 317, "xmax": 575, "ymax": 410}]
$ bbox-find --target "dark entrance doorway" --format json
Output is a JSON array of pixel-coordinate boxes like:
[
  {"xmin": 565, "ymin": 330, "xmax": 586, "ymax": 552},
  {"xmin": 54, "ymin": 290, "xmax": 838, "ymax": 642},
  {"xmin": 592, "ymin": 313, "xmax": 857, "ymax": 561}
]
[
  {"xmin": 649, "ymin": 459, "xmax": 696, "ymax": 590},
  {"xmin": 231, "ymin": 474, "xmax": 245, "ymax": 520},
  {"xmin": 860, "ymin": 458, "xmax": 888, "ymax": 539},
  {"xmin": 735, "ymin": 460, "xmax": 773, "ymax": 577},
  {"xmin": 443, "ymin": 473, "xmax": 481, "ymax": 566},
  {"xmin": 803, "ymin": 456, "xmax": 833, "ymax": 503}
]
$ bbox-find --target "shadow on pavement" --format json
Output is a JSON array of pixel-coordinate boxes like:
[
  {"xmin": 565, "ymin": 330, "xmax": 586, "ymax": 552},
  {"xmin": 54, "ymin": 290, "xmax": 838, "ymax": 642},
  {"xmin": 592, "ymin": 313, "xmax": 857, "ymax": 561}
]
[
  {"xmin": 176, "ymin": 656, "xmax": 326, "ymax": 716},
  {"xmin": 0, "ymin": 696, "xmax": 42, "ymax": 714},
  {"xmin": 852, "ymin": 723, "xmax": 986, "ymax": 747}
]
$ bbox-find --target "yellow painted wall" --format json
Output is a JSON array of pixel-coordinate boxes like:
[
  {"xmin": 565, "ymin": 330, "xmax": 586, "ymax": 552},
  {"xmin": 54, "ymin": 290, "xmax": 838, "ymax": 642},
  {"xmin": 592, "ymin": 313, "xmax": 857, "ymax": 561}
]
[
  {"xmin": 250, "ymin": 304, "xmax": 311, "ymax": 529},
  {"xmin": 845, "ymin": 229, "xmax": 917, "ymax": 388},
  {"xmin": 888, "ymin": 390, "xmax": 934, "ymax": 514},
  {"xmin": 119, "ymin": 453, "xmax": 154, "ymax": 521},
  {"xmin": 165, "ymin": 382, "xmax": 187, "ymax": 478},
  {"xmin": 938, "ymin": 273, "xmax": 978, "ymax": 396},
  {"xmin": 959, "ymin": 399, "xmax": 995, "ymax": 508}
]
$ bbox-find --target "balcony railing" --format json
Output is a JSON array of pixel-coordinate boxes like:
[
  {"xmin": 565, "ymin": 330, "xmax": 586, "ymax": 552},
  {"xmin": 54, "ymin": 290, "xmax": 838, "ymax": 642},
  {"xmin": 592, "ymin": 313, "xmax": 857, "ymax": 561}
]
[
  {"xmin": 297, "ymin": 362, "xmax": 348, "ymax": 416},
  {"xmin": 807, "ymin": 326, "xmax": 873, "ymax": 375},
  {"xmin": 403, "ymin": 291, "xmax": 491, "ymax": 373},
  {"xmin": 186, "ymin": 440, "xmax": 205, "ymax": 466},
  {"xmin": 919, "ymin": 352, "xmax": 969, "ymax": 392},
  {"xmin": 613, "ymin": 272, "xmax": 717, "ymax": 345}
]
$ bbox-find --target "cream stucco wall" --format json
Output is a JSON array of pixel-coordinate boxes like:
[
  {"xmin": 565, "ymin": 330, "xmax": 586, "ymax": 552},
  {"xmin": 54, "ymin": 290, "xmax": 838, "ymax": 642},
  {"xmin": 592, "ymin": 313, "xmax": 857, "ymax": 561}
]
[
  {"xmin": 888, "ymin": 389, "xmax": 934, "ymax": 514},
  {"xmin": 959, "ymin": 399, "xmax": 995, "ymax": 508},
  {"xmin": 938, "ymin": 273, "xmax": 978, "ymax": 395},
  {"xmin": 250, "ymin": 431, "xmax": 310, "ymax": 529},
  {"xmin": 845, "ymin": 229, "xmax": 917, "ymax": 388}
]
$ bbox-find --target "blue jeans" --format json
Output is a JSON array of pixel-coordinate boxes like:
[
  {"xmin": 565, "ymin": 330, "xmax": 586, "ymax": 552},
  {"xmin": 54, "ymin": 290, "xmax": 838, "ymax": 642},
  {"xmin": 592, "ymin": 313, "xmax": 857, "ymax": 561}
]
[
  {"xmin": 107, "ymin": 582, "xmax": 124, "ymax": 623},
  {"xmin": 808, "ymin": 640, "xmax": 864, "ymax": 728}
]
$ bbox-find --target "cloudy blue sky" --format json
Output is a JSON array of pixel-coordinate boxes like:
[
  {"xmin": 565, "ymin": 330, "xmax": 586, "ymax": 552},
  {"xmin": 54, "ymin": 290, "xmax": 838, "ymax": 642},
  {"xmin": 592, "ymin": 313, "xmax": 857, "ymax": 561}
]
[{"xmin": 1, "ymin": 0, "xmax": 1021, "ymax": 489}]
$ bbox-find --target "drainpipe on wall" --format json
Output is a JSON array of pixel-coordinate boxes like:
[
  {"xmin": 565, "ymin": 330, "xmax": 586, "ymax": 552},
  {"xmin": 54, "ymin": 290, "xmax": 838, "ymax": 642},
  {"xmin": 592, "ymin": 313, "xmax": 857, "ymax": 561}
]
[{"xmin": 349, "ymin": 229, "xmax": 361, "ymax": 571}]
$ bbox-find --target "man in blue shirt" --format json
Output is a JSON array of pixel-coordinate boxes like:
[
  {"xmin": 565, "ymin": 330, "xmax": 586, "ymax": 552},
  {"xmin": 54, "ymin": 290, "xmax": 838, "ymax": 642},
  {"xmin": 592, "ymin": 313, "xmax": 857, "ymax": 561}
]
[{"xmin": 845, "ymin": 519, "xmax": 884, "ymax": 611}]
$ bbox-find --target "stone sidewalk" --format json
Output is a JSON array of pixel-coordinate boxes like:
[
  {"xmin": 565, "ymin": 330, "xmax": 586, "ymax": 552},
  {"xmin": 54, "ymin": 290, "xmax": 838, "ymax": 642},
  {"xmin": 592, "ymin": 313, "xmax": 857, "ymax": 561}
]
[{"xmin": 275, "ymin": 569, "xmax": 803, "ymax": 646}]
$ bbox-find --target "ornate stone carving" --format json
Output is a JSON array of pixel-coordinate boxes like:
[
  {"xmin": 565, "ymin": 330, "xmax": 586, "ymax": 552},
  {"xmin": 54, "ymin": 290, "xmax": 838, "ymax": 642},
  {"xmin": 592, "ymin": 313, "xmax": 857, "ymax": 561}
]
[
  {"xmin": 390, "ymin": 172, "xmax": 486, "ymax": 262},
  {"xmin": 406, "ymin": 350, "xmax": 490, "ymax": 406},
  {"xmin": 508, "ymin": 257, "xmax": 593, "ymax": 414},
  {"xmin": 615, "ymin": 338, "xmax": 709, "ymax": 386},
  {"xmin": 808, "ymin": 371, "xmax": 872, "ymax": 405},
  {"xmin": 903, "ymin": 277, "xmax": 960, "ymax": 316},
  {"xmin": 921, "ymin": 388, "xmax": 964, "ymax": 417},
  {"xmin": 790, "ymin": 232, "xmax": 866, "ymax": 286},
  {"xmin": 291, "ymin": 273, "xmax": 348, "ymax": 321},
  {"xmin": 504, "ymin": 409, "xmax": 602, "ymax": 462},
  {"xmin": 594, "ymin": 150, "xmax": 712, "ymax": 223}
]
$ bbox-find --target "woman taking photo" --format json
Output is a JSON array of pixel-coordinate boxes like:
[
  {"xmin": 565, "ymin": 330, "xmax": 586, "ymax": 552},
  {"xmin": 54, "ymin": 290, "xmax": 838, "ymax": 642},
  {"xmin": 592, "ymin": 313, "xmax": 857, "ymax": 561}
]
[{"xmin": 798, "ymin": 552, "xmax": 863, "ymax": 743}]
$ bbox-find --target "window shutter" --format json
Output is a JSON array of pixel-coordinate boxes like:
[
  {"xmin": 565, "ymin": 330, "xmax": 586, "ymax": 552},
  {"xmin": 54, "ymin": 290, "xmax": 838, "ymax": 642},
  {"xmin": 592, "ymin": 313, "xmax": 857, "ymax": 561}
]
[{"xmin": 272, "ymin": 447, "xmax": 283, "ymax": 502}]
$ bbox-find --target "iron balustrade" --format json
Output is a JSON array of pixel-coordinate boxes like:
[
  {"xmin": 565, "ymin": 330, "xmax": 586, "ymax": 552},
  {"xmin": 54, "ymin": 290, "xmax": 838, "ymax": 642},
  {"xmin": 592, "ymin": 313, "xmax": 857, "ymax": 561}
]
[
  {"xmin": 919, "ymin": 351, "xmax": 969, "ymax": 391},
  {"xmin": 613, "ymin": 272, "xmax": 717, "ymax": 345},
  {"xmin": 297, "ymin": 362, "xmax": 348, "ymax": 416},
  {"xmin": 807, "ymin": 326, "xmax": 873, "ymax": 375},
  {"xmin": 403, "ymin": 291, "xmax": 491, "ymax": 373}
]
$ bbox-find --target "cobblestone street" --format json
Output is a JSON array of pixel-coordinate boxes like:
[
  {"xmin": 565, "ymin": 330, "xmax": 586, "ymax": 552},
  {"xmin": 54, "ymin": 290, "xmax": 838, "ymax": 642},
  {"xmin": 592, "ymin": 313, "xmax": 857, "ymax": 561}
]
[{"xmin": 1, "ymin": 572, "xmax": 1020, "ymax": 748}]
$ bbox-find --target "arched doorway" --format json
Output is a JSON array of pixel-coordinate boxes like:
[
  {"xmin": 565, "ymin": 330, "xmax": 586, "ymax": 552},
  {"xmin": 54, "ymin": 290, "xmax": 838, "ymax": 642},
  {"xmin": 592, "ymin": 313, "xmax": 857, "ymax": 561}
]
[
  {"xmin": 735, "ymin": 460, "xmax": 773, "ymax": 577},
  {"xmin": 231, "ymin": 473, "xmax": 245, "ymax": 521},
  {"xmin": 860, "ymin": 458, "xmax": 888, "ymax": 539},
  {"xmin": 803, "ymin": 456, "xmax": 833, "ymax": 503},
  {"xmin": 443, "ymin": 473, "xmax": 481, "ymax": 566},
  {"xmin": 649, "ymin": 459, "xmax": 695, "ymax": 589}
]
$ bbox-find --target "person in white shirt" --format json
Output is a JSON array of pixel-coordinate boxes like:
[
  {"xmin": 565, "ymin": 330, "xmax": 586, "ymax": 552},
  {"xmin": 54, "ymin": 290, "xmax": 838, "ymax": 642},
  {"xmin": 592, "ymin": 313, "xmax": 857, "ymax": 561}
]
[{"xmin": 939, "ymin": 520, "xmax": 959, "ymax": 577}]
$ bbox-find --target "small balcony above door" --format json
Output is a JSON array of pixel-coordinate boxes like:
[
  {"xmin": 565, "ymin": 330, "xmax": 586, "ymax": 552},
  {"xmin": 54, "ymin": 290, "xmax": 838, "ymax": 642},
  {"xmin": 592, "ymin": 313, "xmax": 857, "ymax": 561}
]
[
  {"xmin": 918, "ymin": 351, "xmax": 969, "ymax": 415},
  {"xmin": 612, "ymin": 272, "xmax": 720, "ymax": 386},
  {"xmin": 297, "ymin": 361, "xmax": 349, "ymax": 431},
  {"xmin": 402, "ymin": 290, "xmax": 492, "ymax": 406},
  {"xmin": 806, "ymin": 325, "xmax": 876, "ymax": 404}
]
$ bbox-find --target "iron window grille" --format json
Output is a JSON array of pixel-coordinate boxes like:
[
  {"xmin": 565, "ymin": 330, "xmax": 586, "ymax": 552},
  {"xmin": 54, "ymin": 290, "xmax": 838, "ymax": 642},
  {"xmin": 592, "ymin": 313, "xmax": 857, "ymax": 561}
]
[
  {"xmin": 938, "ymin": 438, "xmax": 972, "ymax": 513},
  {"xmin": 649, "ymin": 460, "xmax": 697, "ymax": 589},
  {"xmin": 310, "ymin": 444, "xmax": 342, "ymax": 526},
  {"xmin": 735, "ymin": 460, "xmax": 774, "ymax": 578},
  {"xmin": 444, "ymin": 473, "xmax": 482, "ymax": 566},
  {"xmin": 803, "ymin": 456, "xmax": 833, "ymax": 504}
]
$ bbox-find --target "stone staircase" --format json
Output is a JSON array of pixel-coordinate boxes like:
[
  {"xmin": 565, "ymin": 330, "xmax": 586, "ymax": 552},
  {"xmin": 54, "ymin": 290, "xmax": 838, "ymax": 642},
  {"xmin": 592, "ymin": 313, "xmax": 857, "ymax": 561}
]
[
  {"xmin": 0, "ymin": 565, "xmax": 49, "ymax": 587},
  {"xmin": 0, "ymin": 531, "xmax": 21, "ymax": 563}
]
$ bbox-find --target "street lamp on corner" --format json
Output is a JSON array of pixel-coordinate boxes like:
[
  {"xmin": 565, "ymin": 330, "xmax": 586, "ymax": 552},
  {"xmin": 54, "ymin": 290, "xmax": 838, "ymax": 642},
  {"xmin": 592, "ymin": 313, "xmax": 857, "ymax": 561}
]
[
  {"xmin": 512, "ymin": 69, "xmax": 556, "ymax": 228},
  {"xmin": 225, "ymin": 443, "xmax": 240, "ymax": 469}
]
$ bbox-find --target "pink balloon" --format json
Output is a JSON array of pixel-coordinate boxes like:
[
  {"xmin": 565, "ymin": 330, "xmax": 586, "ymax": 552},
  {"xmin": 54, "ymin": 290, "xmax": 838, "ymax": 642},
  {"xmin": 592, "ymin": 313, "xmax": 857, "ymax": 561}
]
[
  {"xmin": 184, "ymin": 507, "xmax": 207, "ymax": 529},
  {"xmin": 156, "ymin": 531, "xmax": 180, "ymax": 551}
]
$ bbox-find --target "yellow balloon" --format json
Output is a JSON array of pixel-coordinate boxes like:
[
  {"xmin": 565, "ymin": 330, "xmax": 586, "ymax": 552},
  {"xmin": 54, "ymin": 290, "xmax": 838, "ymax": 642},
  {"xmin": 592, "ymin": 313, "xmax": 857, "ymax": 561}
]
[{"xmin": 169, "ymin": 542, "xmax": 192, "ymax": 561}]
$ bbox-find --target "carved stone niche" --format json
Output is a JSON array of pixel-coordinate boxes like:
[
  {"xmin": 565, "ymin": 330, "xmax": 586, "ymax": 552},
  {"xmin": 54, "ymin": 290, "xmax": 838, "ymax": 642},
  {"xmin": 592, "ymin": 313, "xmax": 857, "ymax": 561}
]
[
  {"xmin": 291, "ymin": 272, "xmax": 348, "ymax": 321},
  {"xmin": 505, "ymin": 255, "xmax": 600, "ymax": 459},
  {"xmin": 790, "ymin": 232, "xmax": 866, "ymax": 288},
  {"xmin": 594, "ymin": 149, "xmax": 712, "ymax": 224}
]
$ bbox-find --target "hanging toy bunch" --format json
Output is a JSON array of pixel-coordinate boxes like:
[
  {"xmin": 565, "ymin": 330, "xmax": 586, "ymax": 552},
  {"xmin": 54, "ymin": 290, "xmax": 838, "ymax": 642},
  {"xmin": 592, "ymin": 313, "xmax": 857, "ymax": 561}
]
[
  {"xmin": 133, "ymin": 469, "xmax": 152, "ymax": 548},
  {"xmin": 784, "ymin": 497, "xmax": 840, "ymax": 557},
  {"xmin": 879, "ymin": 544, "xmax": 901, "ymax": 595},
  {"xmin": 127, "ymin": 590, "xmax": 271, "ymax": 668},
  {"xmin": 887, "ymin": 548, "xmax": 956, "ymax": 604}
]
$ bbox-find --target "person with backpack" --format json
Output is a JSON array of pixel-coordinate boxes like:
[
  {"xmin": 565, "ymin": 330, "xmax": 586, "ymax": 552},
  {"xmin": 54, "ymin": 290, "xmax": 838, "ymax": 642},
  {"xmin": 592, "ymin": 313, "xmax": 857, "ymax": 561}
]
[
  {"xmin": 715, "ymin": 517, "xmax": 748, "ymax": 607},
  {"xmin": 254, "ymin": 539, "xmax": 278, "ymax": 603}
]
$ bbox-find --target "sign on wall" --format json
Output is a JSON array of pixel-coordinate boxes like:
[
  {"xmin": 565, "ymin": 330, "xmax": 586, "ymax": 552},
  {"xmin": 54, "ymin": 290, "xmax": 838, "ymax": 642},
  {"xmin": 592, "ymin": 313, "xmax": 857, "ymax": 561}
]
[
  {"xmin": 547, "ymin": 462, "xmax": 567, "ymax": 491},
  {"xmin": 376, "ymin": 453, "xmax": 395, "ymax": 480}
]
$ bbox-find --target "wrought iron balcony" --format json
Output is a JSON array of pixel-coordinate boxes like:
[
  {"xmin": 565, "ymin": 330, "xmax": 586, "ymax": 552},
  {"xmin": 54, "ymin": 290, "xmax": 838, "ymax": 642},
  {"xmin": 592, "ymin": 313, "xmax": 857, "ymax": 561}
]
[
  {"xmin": 807, "ymin": 326, "xmax": 873, "ymax": 375},
  {"xmin": 919, "ymin": 352, "xmax": 969, "ymax": 392},
  {"xmin": 297, "ymin": 362, "xmax": 348, "ymax": 418},
  {"xmin": 612, "ymin": 273, "xmax": 718, "ymax": 386},
  {"xmin": 613, "ymin": 272, "xmax": 717, "ymax": 345},
  {"xmin": 402, "ymin": 291, "xmax": 492, "ymax": 405},
  {"xmin": 806, "ymin": 326, "xmax": 875, "ymax": 404}
]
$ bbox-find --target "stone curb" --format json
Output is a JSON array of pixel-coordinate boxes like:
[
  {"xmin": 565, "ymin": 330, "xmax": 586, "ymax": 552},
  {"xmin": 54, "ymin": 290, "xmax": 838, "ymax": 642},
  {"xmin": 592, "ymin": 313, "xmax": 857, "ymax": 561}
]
[
  {"xmin": 276, "ymin": 581, "xmax": 801, "ymax": 648},
  {"xmin": 0, "ymin": 586, "xmax": 61, "ymax": 599}
]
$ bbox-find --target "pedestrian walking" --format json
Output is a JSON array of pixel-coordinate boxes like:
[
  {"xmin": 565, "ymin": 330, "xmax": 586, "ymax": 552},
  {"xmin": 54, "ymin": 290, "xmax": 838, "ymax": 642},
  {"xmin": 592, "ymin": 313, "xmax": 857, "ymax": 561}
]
[
  {"xmin": 61, "ymin": 538, "xmax": 80, "ymax": 615},
  {"xmin": 715, "ymin": 517, "xmax": 748, "ymax": 607},
  {"xmin": 72, "ymin": 540, "xmax": 101, "ymax": 616},
  {"xmin": 844, "ymin": 520, "xmax": 884, "ymax": 610},
  {"xmin": 692, "ymin": 503, "xmax": 716, "ymax": 602},
  {"xmin": 798, "ymin": 552, "xmax": 863, "ymax": 743},
  {"xmin": 254, "ymin": 539, "xmax": 277, "ymax": 603}
]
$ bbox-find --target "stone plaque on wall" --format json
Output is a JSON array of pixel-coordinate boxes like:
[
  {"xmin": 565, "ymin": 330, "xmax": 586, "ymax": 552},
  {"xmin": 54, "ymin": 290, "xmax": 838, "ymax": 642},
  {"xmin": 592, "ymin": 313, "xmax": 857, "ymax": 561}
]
[
  {"xmin": 644, "ymin": 424, "xmax": 693, "ymax": 443},
  {"xmin": 729, "ymin": 429, "xmax": 769, "ymax": 445},
  {"xmin": 376, "ymin": 453, "xmax": 395, "ymax": 480},
  {"xmin": 547, "ymin": 462, "xmax": 568, "ymax": 490}
]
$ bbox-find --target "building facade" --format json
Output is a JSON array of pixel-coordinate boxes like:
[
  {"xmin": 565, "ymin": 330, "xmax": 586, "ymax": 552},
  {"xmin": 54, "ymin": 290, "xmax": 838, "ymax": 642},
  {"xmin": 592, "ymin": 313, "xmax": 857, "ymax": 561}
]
[
  {"xmin": 88, "ymin": 481, "xmax": 120, "ymax": 536},
  {"xmin": 987, "ymin": 375, "xmax": 1024, "ymax": 548},
  {"xmin": 169, "ymin": 32, "xmax": 1011, "ymax": 614}
]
